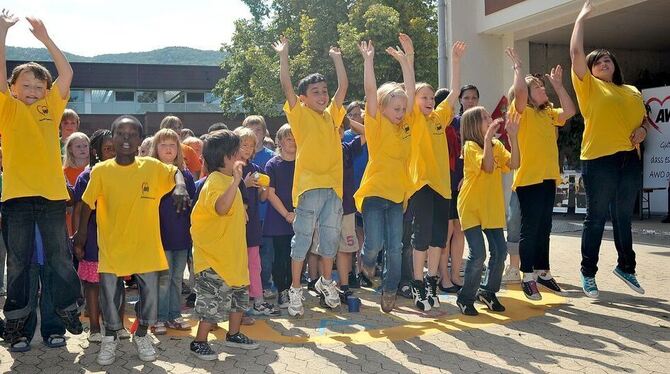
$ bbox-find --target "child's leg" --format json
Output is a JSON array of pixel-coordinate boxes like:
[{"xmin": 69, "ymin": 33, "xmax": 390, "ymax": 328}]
[
  {"xmin": 307, "ymin": 252, "xmax": 319, "ymax": 281},
  {"xmin": 336, "ymin": 214, "xmax": 358, "ymax": 288},
  {"xmin": 247, "ymin": 246, "xmax": 263, "ymax": 300},
  {"xmin": 536, "ymin": 180, "xmax": 556, "ymax": 272},
  {"xmin": 272, "ymin": 236, "xmax": 292, "ymax": 294},
  {"xmin": 360, "ymin": 198, "xmax": 386, "ymax": 275},
  {"xmin": 426, "ymin": 194, "xmax": 450, "ymax": 277},
  {"xmin": 410, "ymin": 186, "xmax": 434, "ymax": 280},
  {"xmin": 459, "ymin": 227, "xmax": 487, "ymax": 304},
  {"xmin": 506, "ymin": 191, "xmax": 522, "ymax": 269},
  {"xmin": 157, "ymin": 266, "xmax": 170, "ymax": 323},
  {"xmin": 315, "ymin": 191, "xmax": 342, "ymax": 283},
  {"xmin": 260, "ymin": 236, "xmax": 275, "ymax": 291},
  {"xmin": 134, "ymin": 272, "xmax": 159, "ymax": 336},
  {"xmin": 38, "ymin": 265, "xmax": 67, "ymax": 341},
  {"xmin": 381, "ymin": 202, "xmax": 404, "ymax": 293},
  {"xmin": 440, "ymin": 220, "xmax": 455, "ymax": 287},
  {"xmin": 449, "ymin": 220, "xmax": 465, "ymax": 286},
  {"xmin": 227, "ymin": 311, "xmax": 243, "ymax": 336},
  {"xmin": 516, "ymin": 183, "xmax": 545, "ymax": 276},
  {"xmin": 99, "ymin": 273, "xmax": 125, "ymax": 336},
  {"xmin": 84, "ymin": 282, "xmax": 101, "ymax": 332},
  {"xmin": 169, "ymin": 250, "xmax": 188, "ymax": 321},
  {"xmin": 482, "ymin": 229, "xmax": 508, "ymax": 294},
  {"xmin": 290, "ymin": 190, "xmax": 321, "ymax": 288}
]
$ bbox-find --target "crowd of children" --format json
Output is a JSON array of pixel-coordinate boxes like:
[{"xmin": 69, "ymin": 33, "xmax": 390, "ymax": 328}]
[{"xmin": 0, "ymin": 0, "xmax": 651, "ymax": 364}]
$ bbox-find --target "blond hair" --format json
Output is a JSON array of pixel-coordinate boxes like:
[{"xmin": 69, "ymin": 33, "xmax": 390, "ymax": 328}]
[
  {"xmin": 377, "ymin": 82, "xmax": 408, "ymax": 110},
  {"xmin": 234, "ymin": 126, "xmax": 258, "ymax": 159},
  {"xmin": 63, "ymin": 132, "xmax": 90, "ymax": 168},
  {"xmin": 415, "ymin": 82, "xmax": 435, "ymax": 96},
  {"xmin": 150, "ymin": 129, "xmax": 185, "ymax": 170},
  {"xmin": 242, "ymin": 115, "xmax": 267, "ymax": 132},
  {"xmin": 61, "ymin": 109, "xmax": 80, "ymax": 126},
  {"xmin": 159, "ymin": 115, "xmax": 183, "ymax": 131},
  {"xmin": 460, "ymin": 106, "xmax": 487, "ymax": 149},
  {"xmin": 507, "ymin": 75, "xmax": 551, "ymax": 111}
]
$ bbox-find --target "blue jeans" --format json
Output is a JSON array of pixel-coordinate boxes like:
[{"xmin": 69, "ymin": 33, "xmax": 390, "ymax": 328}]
[
  {"xmin": 291, "ymin": 188, "xmax": 343, "ymax": 261},
  {"xmin": 158, "ymin": 250, "xmax": 188, "ymax": 321},
  {"xmin": 506, "ymin": 192, "xmax": 521, "ymax": 256},
  {"xmin": 360, "ymin": 197, "xmax": 403, "ymax": 293},
  {"xmin": 24, "ymin": 264, "xmax": 65, "ymax": 343},
  {"xmin": 581, "ymin": 150, "xmax": 641, "ymax": 277},
  {"xmin": 260, "ymin": 235, "xmax": 275, "ymax": 290},
  {"xmin": 459, "ymin": 227, "xmax": 507, "ymax": 304},
  {"xmin": 1, "ymin": 197, "xmax": 81, "ymax": 320}
]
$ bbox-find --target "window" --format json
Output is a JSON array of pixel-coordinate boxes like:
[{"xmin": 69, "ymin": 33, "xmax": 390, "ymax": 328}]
[
  {"xmin": 165, "ymin": 90, "xmax": 185, "ymax": 103},
  {"xmin": 91, "ymin": 89, "xmax": 113, "ymax": 103},
  {"xmin": 69, "ymin": 89, "xmax": 84, "ymax": 103},
  {"xmin": 186, "ymin": 92, "xmax": 205, "ymax": 103},
  {"xmin": 137, "ymin": 91, "xmax": 157, "ymax": 103},
  {"xmin": 115, "ymin": 91, "xmax": 134, "ymax": 102},
  {"xmin": 205, "ymin": 92, "xmax": 220, "ymax": 104}
]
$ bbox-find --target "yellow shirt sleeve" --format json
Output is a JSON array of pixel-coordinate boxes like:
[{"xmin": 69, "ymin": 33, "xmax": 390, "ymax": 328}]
[
  {"xmin": 283, "ymin": 100, "xmax": 303, "ymax": 135},
  {"xmin": 45, "ymin": 82, "xmax": 70, "ymax": 127},
  {"xmin": 202, "ymin": 179, "xmax": 236, "ymax": 217},
  {"xmin": 0, "ymin": 90, "xmax": 17, "ymax": 135},
  {"xmin": 327, "ymin": 101, "xmax": 346, "ymax": 129},
  {"xmin": 433, "ymin": 99, "xmax": 454, "ymax": 126},
  {"xmin": 549, "ymin": 107, "xmax": 566, "ymax": 127},
  {"xmin": 82, "ymin": 166, "xmax": 102, "ymax": 209},
  {"xmin": 571, "ymin": 68, "xmax": 593, "ymax": 113},
  {"xmin": 153, "ymin": 161, "xmax": 178, "ymax": 197}
]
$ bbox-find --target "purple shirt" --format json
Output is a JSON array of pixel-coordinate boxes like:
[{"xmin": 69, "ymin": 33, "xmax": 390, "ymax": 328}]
[
  {"xmin": 342, "ymin": 137, "xmax": 363, "ymax": 215},
  {"xmin": 74, "ymin": 167, "xmax": 100, "ymax": 261},
  {"xmin": 159, "ymin": 169, "xmax": 196, "ymax": 251},
  {"xmin": 253, "ymin": 147, "xmax": 275, "ymax": 222},
  {"xmin": 263, "ymin": 155, "xmax": 295, "ymax": 237},
  {"xmin": 240, "ymin": 162, "xmax": 263, "ymax": 247}
]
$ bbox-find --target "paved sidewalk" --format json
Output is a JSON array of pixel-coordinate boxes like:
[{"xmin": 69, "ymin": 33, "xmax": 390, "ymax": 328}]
[{"xmin": 1, "ymin": 231, "xmax": 668, "ymax": 373}]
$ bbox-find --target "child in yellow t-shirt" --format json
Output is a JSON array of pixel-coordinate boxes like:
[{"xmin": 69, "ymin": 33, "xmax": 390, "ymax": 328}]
[
  {"xmin": 456, "ymin": 107, "xmax": 520, "ymax": 316},
  {"xmin": 189, "ymin": 130, "xmax": 259, "ymax": 360},
  {"xmin": 353, "ymin": 35, "xmax": 415, "ymax": 313},
  {"xmin": 273, "ymin": 36, "xmax": 348, "ymax": 316},
  {"xmin": 73, "ymin": 115, "xmax": 190, "ymax": 365},
  {"xmin": 505, "ymin": 48, "xmax": 576, "ymax": 301}
]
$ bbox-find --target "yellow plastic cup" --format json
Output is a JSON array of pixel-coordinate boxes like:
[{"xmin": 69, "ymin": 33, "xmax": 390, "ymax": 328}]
[{"xmin": 254, "ymin": 172, "xmax": 270, "ymax": 187}]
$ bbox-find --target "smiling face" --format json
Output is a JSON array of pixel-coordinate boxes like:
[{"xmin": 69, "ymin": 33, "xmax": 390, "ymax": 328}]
[
  {"xmin": 590, "ymin": 54, "xmax": 615, "ymax": 83},
  {"xmin": 416, "ymin": 86, "xmax": 436, "ymax": 116},
  {"xmin": 528, "ymin": 81, "xmax": 549, "ymax": 107},
  {"xmin": 112, "ymin": 120, "xmax": 142, "ymax": 159},
  {"xmin": 300, "ymin": 81, "xmax": 330, "ymax": 113},
  {"xmin": 10, "ymin": 71, "xmax": 47, "ymax": 105},
  {"xmin": 246, "ymin": 123, "xmax": 266, "ymax": 152},
  {"xmin": 382, "ymin": 96, "xmax": 408, "ymax": 125},
  {"xmin": 347, "ymin": 105, "xmax": 363, "ymax": 124},
  {"xmin": 280, "ymin": 134, "xmax": 297, "ymax": 155},
  {"xmin": 239, "ymin": 137, "xmax": 256, "ymax": 162}
]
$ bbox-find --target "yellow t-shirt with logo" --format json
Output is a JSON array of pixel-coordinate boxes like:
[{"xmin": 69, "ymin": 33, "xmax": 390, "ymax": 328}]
[
  {"xmin": 511, "ymin": 99, "xmax": 566, "ymax": 190},
  {"xmin": 191, "ymin": 171, "xmax": 249, "ymax": 287},
  {"xmin": 0, "ymin": 85, "xmax": 69, "ymax": 201},
  {"xmin": 458, "ymin": 139, "xmax": 511, "ymax": 231},
  {"xmin": 283, "ymin": 100, "xmax": 345, "ymax": 206},
  {"xmin": 571, "ymin": 69, "xmax": 645, "ymax": 160},
  {"xmin": 354, "ymin": 109, "xmax": 413, "ymax": 212},
  {"xmin": 82, "ymin": 157, "xmax": 176, "ymax": 276},
  {"xmin": 408, "ymin": 101, "xmax": 454, "ymax": 198}
]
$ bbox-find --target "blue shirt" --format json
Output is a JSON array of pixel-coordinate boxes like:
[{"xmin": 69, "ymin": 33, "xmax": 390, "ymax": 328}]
[{"xmin": 343, "ymin": 129, "xmax": 368, "ymax": 196}]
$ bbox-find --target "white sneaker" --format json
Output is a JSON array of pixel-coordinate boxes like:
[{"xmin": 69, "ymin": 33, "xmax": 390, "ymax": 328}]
[
  {"xmin": 133, "ymin": 334, "xmax": 157, "ymax": 362},
  {"xmin": 288, "ymin": 287, "xmax": 304, "ymax": 317},
  {"xmin": 502, "ymin": 265, "xmax": 521, "ymax": 284},
  {"xmin": 88, "ymin": 331, "xmax": 103, "ymax": 343},
  {"xmin": 315, "ymin": 277, "xmax": 341, "ymax": 308},
  {"xmin": 96, "ymin": 336, "xmax": 118, "ymax": 365},
  {"xmin": 117, "ymin": 328, "xmax": 131, "ymax": 340},
  {"xmin": 263, "ymin": 289, "xmax": 277, "ymax": 299}
]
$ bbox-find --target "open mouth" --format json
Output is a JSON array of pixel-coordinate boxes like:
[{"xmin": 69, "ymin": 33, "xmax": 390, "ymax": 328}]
[{"xmin": 122, "ymin": 142, "xmax": 130, "ymax": 149}]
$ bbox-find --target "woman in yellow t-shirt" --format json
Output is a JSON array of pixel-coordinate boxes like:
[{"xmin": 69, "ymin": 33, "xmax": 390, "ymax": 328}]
[
  {"xmin": 570, "ymin": 1, "xmax": 649, "ymax": 298},
  {"xmin": 354, "ymin": 35, "xmax": 414, "ymax": 313},
  {"xmin": 506, "ymin": 48, "xmax": 576, "ymax": 301},
  {"xmin": 456, "ymin": 107, "xmax": 520, "ymax": 316}
]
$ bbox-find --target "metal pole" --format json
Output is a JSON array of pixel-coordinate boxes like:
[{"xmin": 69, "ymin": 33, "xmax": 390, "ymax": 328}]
[{"xmin": 437, "ymin": 0, "xmax": 448, "ymax": 88}]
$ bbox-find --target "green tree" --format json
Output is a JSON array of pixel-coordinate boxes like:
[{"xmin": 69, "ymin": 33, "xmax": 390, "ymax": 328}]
[{"xmin": 215, "ymin": 0, "xmax": 437, "ymax": 116}]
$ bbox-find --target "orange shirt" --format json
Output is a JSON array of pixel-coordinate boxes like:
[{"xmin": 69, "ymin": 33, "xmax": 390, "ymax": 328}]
[
  {"xmin": 64, "ymin": 165, "xmax": 86, "ymax": 235},
  {"xmin": 182, "ymin": 143, "xmax": 201, "ymax": 175}
]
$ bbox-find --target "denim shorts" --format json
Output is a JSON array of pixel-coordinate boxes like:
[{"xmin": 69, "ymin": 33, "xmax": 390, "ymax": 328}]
[{"xmin": 291, "ymin": 188, "xmax": 343, "ymax": 261}]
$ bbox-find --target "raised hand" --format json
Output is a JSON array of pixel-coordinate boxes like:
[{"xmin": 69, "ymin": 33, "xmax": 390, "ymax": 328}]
[
  {"xmin": 486, "ymin": 118, "xmax": 504, "ymax": 141},
  {"xmin": 505, "ymin": 47, "xmax": 522, "ymax": 70},
  {"xmin": 26, "ymin": 16, "xmax": 50, "ymax": 44},
  {"xmin": 398, "ymin": 33, "xmax": 414, "ymax": 56},
  {"xmin": 0, "ymin": 9, "xmax": 19, "ymax": 31},
  {"xmin": 386, "ymin": 45, "xmax": 407, "ymax": 64},
  {"xmin": 451, "ymin": 41, "xmax": 467, "ymax": 60},
  {"xmin": 577, "ymin": 0, "xmax": 593, "ymax": 21},
  {"xmin": 272, "ymin": 36, "xmax": 289, "ymax": 56},
  {"xmin": 505, "ymin": 112, "xmax": 520, "ymax": 137},
  {"xmin": 545, "ymin": 65, "xmax": 563, "ymax": 87},
  {"xmin": 358, "ymin": 40, "xmax": 374, "ymax": 60},
  {"xmin": 329, "ymin": 46, "xmax": 342, "ymax": 60}
]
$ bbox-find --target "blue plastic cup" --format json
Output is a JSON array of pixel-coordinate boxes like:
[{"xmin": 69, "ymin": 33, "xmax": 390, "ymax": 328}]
[{"xmin": 347, "ymin": 296, "xmax": 361, "ymax": 312}]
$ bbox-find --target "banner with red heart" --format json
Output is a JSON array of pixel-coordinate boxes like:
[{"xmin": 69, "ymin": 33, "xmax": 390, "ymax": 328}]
[{"xmin": 642, "ymin": 87, "xmax": 670, "ymax": 212}]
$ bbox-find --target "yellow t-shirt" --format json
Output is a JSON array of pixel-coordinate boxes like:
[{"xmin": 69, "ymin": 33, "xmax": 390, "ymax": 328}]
[
  {"xmin": 354, "ymin": 109, "xmax": 413, "ymax": 212},
  {"xmin": 0, "ymin": 85, "xmax": 69, "ymax": 201},
  {"xmin": 511, "ymin": 99, "xmax": 566, "ymax": 190},
  {"xmin": 457, "ymin": 139, "xmax": 511, "ymax": 231},
  {"xmin": 571, "ymin": 69, "xmax": 645, "ymax": 160},
  {"xmin": 283, "ymin": 100, "xmax": 345, "ymax": 206},
  {"xmin": 408, "ymin": 101, "xmax": 454, "ymax": 199},
  {"xmin": 190, "ymin": 171, "xmax": 249, "ymax": 287},
  {"xmin": 82, "ymin": 157, "xmax": 176, "ymax": 276}
]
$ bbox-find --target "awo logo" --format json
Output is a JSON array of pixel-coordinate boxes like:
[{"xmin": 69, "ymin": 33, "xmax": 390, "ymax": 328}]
[
  {"xmin": 37, "ymin": 105, "xmax": 49, "ymax": 116},
  {"xmin": 646, "ymin": 95, "xmax": 670, "ymax": 133}
]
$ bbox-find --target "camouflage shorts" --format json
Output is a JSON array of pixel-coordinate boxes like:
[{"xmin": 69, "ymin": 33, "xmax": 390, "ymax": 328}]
[{"xmin": 194, "ymin": 268, "xmax": 249, "ymax": 324}]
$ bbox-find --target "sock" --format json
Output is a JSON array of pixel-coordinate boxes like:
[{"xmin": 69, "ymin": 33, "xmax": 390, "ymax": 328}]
[
  {"xmin": 135, "ymin": 324, "xmax": 148, "ymax": 337},
  {"xmin": 522, "ymin": 273, "xmax": 534, "ymax": 282},
  {"xmin": 321, "ymin": 276, "xmax": 332, "ymax": 284}
]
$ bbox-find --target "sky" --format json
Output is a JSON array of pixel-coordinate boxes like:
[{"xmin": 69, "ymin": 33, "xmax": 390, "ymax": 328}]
[{"xmin": 3, "ymin": 0, "xmax": 252, "ymax": 56}]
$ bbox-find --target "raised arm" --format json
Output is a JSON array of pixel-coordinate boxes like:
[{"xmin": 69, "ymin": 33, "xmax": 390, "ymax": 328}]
[
  {"xmin": 446, "ymin": 41, "xmax": 467, "ymax": 108},
  {"xmin": 27, "ymin": 17, "xmax": 72, "ymax": 99},
  {"xmin": 505, "ymin": 47, "xmax": 527, "ymax": 114},
  {"xmin": 358, "ymin": 41, "xmax": 377, "ymax": 118},
  {"xmin": 393, "ymin": 33, "xmax": 416, "ymax": 106},
  {"xmin": 570, "ymin": 0, "xmax": 593, "ymax": 80},
  {"xmin": 273, "ymin": 36, "xmax": 297, "ymax": 108},
  {"xmin": 505, "ymin": 112, "xmax": 520, "ymax": 169},
  {"xmin": 0, "ymin": 10, "xmax": 19, "ymax": 93},
  {"xmin": 545, "ymin": 65, "xmax": 576, "ymax": 123},
  {"xmin": 215, "ymin": 161, "xmax": 245, "ymax": 216},
  {"xmin": 482, "ymin": 119, "xmax": 503, "ymax": 173},
  {"xmin": 330, "ymin": 46, "xmax": 348, "ymax": 107}
]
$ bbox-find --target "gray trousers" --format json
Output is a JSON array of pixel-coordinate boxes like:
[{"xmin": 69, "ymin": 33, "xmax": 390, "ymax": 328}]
[{"xmin": 99, "ymin": 272, "xmax": 158, "ymax": 331}]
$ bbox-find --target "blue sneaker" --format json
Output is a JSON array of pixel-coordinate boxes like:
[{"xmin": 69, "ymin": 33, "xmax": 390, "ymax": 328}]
[
  {"xmin": 581, "ymin": 274, "xmax": 599, "ymax": 298},
  {"xmin": 613, "ymin": 268, "xmax": 645, "ymax": 294}
]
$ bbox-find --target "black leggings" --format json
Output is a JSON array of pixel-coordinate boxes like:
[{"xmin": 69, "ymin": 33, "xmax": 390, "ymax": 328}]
[
  {"xmin": 517, "ymin": 180, "xmax": 556, "ymax": 273},
  {"xmin": 272, "ymin": 235, "xmax": 293, "ymax": 294}
]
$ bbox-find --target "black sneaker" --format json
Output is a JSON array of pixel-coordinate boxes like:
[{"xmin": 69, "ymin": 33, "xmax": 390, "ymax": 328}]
[
  {"xmin": 186, "ymin": 292, "xmax": 197, "ymax": 308},
  {"xmin": 456, "ymin": 299, "xmax": 479, "ymax": 316},
  {"xmin": 522, "ymin": 280, "xmax": 542, "ymax": 301},
  {"xmin": 477, "ymin": 291, "xmax": 505, "ymax": 312},
  {"xmin": 2, "ymin": 316, "xmax": 27, "ymax": 344},
  {"xmin": 425, "ymin": 275, "xmax": 440, "ymax": 308},
  {"xmin": 397, "ymin": 282, "xmax": 413, "ymax": 299},
  {"xmin": 348, "ymin": 272, "xmax": 361, "ymax": 289},
  {"xmin": 225, "ymin": 332, "xmax": 259, "ymax": 350},
  {"xmin": 56, "ymin": 308, "xmax": 83, "ymax": 335},
  {"xmin": 358, "ymin": 272, "xmax": 373, "ymax": 288},
  {"xmin": 307, "ymin": 279, "xmax": 317, "ymax": 293},
  {"xmin": 190, "ymin": 340, "xmax": 217, "ymax": 361},
  {"xmin": 411, "ymin": 280, "xmax": 431, "ymax": 311},
  {"xmin": 536, "ymin": 274, "xmax": 566, "ymax": 295}
]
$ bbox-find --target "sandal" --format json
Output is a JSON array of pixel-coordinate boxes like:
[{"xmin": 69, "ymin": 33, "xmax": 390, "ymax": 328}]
[
  {"xmin": 44, "ymin": 334, "xmax": 66, "ymax": 348},
  {"xmin": 151, "ymin": 322, "xmax": 167, "ymax": 335},
  {"xmin": 166, "ymin": 317, "xmax": 191, "ymax": 330},
  {"xmin": 10, "ymin": 337, "xmax": 31, "ymax": 352}
]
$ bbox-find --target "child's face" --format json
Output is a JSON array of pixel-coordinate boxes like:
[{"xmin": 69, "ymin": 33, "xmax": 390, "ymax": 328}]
[
  {"xmin": 480, "ymin": 110, "xmax": 493, "ymax": 135},
  {"xmin": 61, "ymin": 119, "xmax": 79, "ymax": 140},
  {"xmin": 70, "ymin": 138, "xmax": 90, "ymax": 162},
  {"xmin": 100, "ymin": 138, "xmax": 115, "ymax": 161},
  {"xmin": 112, "ymin": 121, "xmax": 142, "ymax": 158},
  {"xmin": 382, "ymin": 96, "xmax": 408, "ymax": 125},
  {"xmin": 246, "ymin": 124, "xmax": 265, "ymax": 149},
  {"xmin": 416, "ymin": 87, "xmax": 435, "ymax": 116},
  {"xmin": 460, "ymin": 89, "xmax": 479, "ymax": 112},
  {"xmin": 239, "ymin": 138, "xmax": 255, "ymax": 162},
  {"xmin": 529, "ymin": 82, "xmax": 548, "ymax": 107},
  {"xmin": 280, "ymin": 134, "xmax": 296, "ymax": 154},
  {"xmin": 157, "ymin": 138, "xmax": 179, "ymax": 164},
  {"xmin": 300, "ymin": 81, "xmax": 329, "ymax": 113},
  {"xmin": 11, "ymin": 71, "xmax": 47, "ymax": 105}
]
